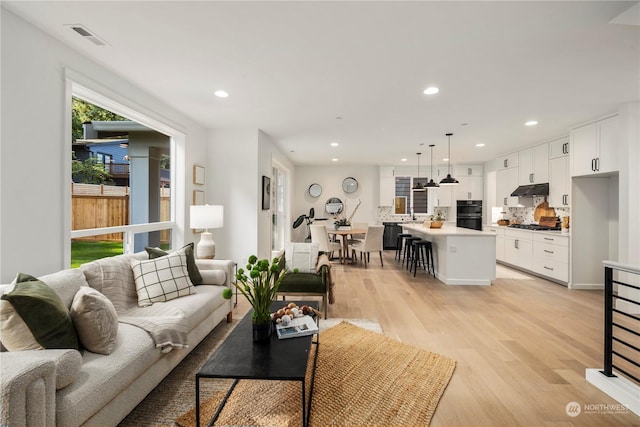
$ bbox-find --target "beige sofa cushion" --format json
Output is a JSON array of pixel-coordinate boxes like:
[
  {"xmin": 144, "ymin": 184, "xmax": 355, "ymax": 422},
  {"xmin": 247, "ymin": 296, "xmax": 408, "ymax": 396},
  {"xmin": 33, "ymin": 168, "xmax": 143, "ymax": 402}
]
[{"xmin": 70, "ymin": 287, "xmax": 119, "ymax": 355}]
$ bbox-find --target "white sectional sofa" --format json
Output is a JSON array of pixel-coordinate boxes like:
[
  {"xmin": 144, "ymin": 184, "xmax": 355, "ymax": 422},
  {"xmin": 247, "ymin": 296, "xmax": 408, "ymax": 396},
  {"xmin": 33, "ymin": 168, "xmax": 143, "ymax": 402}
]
[{"xmin": 0, "ymin": 251, "xmax": 234, "ymax": 427}]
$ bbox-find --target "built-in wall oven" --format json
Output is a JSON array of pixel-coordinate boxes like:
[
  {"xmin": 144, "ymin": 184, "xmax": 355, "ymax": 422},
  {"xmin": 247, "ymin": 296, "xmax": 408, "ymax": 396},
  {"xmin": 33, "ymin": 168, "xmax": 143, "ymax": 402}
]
[{"xmin": 456, "ymin": 200, "xmax": 482, "ymax": 231}]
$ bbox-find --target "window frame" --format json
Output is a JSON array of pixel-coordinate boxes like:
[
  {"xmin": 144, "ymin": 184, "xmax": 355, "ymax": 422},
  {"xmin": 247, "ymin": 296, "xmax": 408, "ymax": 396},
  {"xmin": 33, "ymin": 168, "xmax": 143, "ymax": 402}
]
[{"xmin": 65, "ymin": 72, "xmax": 186, "ymax": 265}]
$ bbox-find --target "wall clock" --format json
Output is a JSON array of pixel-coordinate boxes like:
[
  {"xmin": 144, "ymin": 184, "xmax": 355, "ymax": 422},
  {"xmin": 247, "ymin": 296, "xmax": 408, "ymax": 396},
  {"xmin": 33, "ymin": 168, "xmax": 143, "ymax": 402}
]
[
  {"xmin": 308, "ymin": 183, "xmax": 322, "ymax": 198},
  {"xmin": 342, "ymin": 177, "xmax": 358, "ymax": 194}
]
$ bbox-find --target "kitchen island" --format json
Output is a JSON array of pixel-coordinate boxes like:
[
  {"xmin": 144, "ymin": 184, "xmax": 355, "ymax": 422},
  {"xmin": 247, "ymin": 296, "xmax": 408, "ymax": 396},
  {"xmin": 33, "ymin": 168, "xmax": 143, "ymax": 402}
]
[{"xmin": 402, "ymin": 223, "xmax": 496, "ymax": 285}]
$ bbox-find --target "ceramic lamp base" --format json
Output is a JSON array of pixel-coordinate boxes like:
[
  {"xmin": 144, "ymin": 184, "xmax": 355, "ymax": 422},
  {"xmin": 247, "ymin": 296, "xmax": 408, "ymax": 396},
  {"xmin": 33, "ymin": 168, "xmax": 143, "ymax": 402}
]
[{"xmin": 196, "ymin": 232, "xmax": 216, "ymax": 259}]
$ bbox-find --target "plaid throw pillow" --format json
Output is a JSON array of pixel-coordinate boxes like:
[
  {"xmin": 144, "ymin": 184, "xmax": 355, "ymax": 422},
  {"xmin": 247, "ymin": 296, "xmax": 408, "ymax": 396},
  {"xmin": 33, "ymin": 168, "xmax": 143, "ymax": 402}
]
[{"xmin": 131, "ymin": 250, "xmax": 195, "ymax": 307}]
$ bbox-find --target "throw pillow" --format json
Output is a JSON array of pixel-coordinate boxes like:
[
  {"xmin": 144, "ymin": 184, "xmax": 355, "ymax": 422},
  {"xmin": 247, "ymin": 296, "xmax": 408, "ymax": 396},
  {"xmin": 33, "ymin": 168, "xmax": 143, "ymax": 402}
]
[
  {"xmin": 70, "ymin": 287, "xmax": 119, "ymax": 355},
  {"xmin": 146, "ymin": 243, "xmax": 203, "ymax": 285},
  {"xmin": 0, "ymin": 273, "xmax": 79, "ymax": 351},
  {"xmin": 285, "ymin": 242, "xmax": 320, "ymax": 273},
  {"xmin": 131, "ymin": 250, "xmax": 196, "ymax": 307}
]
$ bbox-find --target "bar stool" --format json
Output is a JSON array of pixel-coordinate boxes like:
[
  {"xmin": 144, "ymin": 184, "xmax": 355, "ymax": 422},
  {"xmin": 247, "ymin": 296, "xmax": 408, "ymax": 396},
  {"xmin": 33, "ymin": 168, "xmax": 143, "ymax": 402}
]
[
  {"xmin": 402, "ymin": 237, "xmax": 422, "ymax": 269},
  {"xmin": 395, "ymin": 233, "xmax": 412, "ymax": 261},
  {"xmin": 411, "ymin": 240, "xmax": 435, "ymax": 277}
]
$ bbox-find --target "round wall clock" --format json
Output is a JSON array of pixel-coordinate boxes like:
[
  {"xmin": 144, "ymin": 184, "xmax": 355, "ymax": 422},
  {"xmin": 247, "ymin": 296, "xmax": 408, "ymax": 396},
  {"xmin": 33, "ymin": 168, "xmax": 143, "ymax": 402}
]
[
  {"xmin": 342, "ymin": 177, "xmax": 358, "ymax": 194},
  {"xmin": 308, "ymin": 183, "xmax": 322, "ymax": 198}
]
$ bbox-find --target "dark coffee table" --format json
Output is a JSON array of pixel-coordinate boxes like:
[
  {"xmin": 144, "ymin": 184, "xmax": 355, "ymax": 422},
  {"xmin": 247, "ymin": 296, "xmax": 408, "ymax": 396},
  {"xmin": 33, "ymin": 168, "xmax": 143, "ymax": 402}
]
[{"xmin": 195, "ymin": 300, "xmax": 319, "ymax": 427}]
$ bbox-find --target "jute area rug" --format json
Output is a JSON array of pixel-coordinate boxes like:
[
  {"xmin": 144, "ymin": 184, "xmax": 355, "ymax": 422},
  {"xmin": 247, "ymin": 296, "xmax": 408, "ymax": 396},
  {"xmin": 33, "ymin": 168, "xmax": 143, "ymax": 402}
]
[{"xmin": 176, "ymin": 322, "xmax": 456, "ymax": 427}]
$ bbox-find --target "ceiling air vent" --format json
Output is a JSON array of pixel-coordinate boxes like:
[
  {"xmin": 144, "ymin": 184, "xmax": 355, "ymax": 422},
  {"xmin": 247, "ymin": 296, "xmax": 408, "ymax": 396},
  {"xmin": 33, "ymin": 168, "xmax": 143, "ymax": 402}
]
[{"xmin": 65, "ymin": 24, "xmax": 110, "ymax": 47}]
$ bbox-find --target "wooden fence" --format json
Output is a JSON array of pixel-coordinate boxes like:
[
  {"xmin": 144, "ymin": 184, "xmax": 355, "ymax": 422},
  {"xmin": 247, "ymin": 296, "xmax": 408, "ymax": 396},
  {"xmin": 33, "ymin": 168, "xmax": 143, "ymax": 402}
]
[{"xmin": 72, "ymin": 183, "xmax": 170, "ymax": 243}]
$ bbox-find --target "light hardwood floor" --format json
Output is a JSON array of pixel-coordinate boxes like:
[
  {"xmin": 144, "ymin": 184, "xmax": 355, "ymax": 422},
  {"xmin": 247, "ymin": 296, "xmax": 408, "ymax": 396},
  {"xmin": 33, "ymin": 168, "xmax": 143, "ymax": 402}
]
[{"xmin": 234, "ymin": 251, "xmax": 639, "ymax": 426}]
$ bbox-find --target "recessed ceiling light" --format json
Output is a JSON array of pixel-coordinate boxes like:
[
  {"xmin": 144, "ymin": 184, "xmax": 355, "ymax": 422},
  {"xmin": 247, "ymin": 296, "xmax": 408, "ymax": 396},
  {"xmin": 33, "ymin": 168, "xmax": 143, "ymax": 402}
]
[
  {"xmin": 331, "ymin": 158, "xmax": 339, "ymax": 162},
  {"xmin": 525, "ymin": 120, "xmax": 538, "ymax": 126},
  {"xmin": 423, "ymin": 86, "xmax": 439, "ymax": 95},
  {"xmin": 331, "ymin": 142, "xmax": 339, "ymax": 147},
  {"xmin": 442, "ymin": 158, "xmax": 449, "ymax": 162},
  {"xmin": 401, "ymin": 158, "xmax": 408, "ymax": 162},
  {"xmin": 476, "ymin": 143, "xmax": 485, "ymax": 147},
  {"xmin": 214, "ymin": 90, "xmax": 229, "ymax": 98}
]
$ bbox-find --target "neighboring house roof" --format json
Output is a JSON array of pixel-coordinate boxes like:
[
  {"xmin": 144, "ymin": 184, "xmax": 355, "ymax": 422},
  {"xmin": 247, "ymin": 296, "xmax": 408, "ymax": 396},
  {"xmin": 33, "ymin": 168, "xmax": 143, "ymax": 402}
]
[{"xmin": 87, "ymin": 121, "xmax": 153, "ymax": 133}]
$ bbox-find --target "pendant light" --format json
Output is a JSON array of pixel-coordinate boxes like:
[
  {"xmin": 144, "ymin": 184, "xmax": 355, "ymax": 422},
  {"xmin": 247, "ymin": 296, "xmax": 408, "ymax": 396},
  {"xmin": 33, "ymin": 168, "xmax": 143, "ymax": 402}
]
[
  {"xmin": 425, "ymin": 144, "xmax": 440, "ymax": 188},
  {"xmin": 412, "ymin": 152, "xmax": 426, "ymax": 191},
  {"xmin": 439, "ymin": 133, "xmax": 459, "ymax": 186}
]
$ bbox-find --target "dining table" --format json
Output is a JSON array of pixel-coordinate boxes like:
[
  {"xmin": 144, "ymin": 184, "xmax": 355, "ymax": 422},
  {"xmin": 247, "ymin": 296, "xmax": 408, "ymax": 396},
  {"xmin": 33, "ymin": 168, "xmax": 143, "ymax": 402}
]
[{"xmin": 327, "ymin": 227, "xmax": 367, "ymax": 264}]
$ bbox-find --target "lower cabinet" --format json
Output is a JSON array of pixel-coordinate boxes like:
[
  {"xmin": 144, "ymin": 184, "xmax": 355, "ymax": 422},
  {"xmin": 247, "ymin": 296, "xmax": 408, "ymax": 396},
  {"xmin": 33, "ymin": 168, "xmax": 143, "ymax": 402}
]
[
  {"xmin": 484, "ymin": 225, "xmax": 505, "ymax": 261},
  {"xmin": 486, "ymin": 226, "xmax": 570, "ymax": 283},
  {"xmin": 531, "ymin": 234, "xmax": 569, "ymax": 282},
  {"xmin": 504, "ymin": 229, "xmax": 533, "ymax": 271}
]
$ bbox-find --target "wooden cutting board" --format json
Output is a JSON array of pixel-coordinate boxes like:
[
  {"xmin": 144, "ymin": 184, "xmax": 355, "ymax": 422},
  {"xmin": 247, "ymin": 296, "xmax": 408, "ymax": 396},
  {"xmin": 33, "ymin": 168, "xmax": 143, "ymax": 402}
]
[
  {"xmin": 539, "ymin": 216, "xmax": 560, "ymax": 227},
  {"xmin": 533, "ymin": 198, "xmax": 556, "ymax": 221}
]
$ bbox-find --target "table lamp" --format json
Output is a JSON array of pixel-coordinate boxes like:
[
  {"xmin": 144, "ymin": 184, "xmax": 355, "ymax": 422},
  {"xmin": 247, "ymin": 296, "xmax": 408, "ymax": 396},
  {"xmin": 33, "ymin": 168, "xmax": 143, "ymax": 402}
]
[{"xmin": 190, "ymin": 205, "xmax": 224, "ymax": 259}]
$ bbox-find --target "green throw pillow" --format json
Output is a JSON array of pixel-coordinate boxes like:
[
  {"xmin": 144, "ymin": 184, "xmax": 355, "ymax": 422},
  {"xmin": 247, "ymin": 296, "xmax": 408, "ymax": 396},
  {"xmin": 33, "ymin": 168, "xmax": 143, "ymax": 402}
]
[
  {"xmin": 145, "ymin": 243, "xmax": 203, "ymax": 285},
  {"xmin": 1, "ymin": 273, "xmax": 79, "ymax": 350}
]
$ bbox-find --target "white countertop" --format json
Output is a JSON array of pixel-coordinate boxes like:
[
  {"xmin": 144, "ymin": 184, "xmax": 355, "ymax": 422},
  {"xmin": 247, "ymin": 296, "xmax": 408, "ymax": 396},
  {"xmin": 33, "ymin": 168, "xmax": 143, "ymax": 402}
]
[
  {"xmin": 401, "ymin": 223, "xmax": 494, "ymax": 237},
  {"xmin": 484, "ymin": 224, "xmax": 569, "ymax": 237}
]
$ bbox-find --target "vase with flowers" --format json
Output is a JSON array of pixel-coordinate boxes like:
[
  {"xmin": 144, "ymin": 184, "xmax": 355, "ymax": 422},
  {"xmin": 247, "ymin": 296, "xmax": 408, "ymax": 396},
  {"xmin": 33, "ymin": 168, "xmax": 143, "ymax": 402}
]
[
  {"xmin": 334, "ymin": 199, "xmax": 362, "ymax": 230},
  {"xmin": 233, "ymin": 255, "xmax": 284, "ymax": 342}
]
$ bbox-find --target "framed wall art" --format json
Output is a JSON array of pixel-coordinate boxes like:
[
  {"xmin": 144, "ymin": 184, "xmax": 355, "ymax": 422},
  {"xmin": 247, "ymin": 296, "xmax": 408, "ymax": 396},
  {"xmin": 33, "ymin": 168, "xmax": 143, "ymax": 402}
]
[
  {"xmin": 193, "ymin": 164, "xmax": 205, "ymax": 185},
  {"xmin": 262, "ymin": 176, "xmax": 271, "ymax": 210}
]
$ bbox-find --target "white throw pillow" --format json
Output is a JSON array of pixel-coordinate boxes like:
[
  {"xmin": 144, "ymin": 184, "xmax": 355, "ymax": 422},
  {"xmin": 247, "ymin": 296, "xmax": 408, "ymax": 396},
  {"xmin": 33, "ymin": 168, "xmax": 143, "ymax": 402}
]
[
  {"xmin": 70, "ymin": 286, "xmax": 118, "ymax": 355},
  {"xmin": 285, "ymin": 242, "xmax": 320, "ymax": 273},
  {"xmin": 131, "ymin": 249, "xmax": 195, "ymax": 307}
]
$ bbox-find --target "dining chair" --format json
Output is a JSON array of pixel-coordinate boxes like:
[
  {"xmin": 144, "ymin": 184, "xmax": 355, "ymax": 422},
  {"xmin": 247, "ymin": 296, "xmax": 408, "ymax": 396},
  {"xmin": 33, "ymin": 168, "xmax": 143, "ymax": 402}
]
[
  {"xmin": 347, "ymin": 222, "xmax": 368, "ymax": 245},
  {"xmin": 350, "ymin": 225, "xmax": 384, "ymax": 268},
  {"xmin": 310, "ymin": 224, "xmax": 342, "ymax": 261}
]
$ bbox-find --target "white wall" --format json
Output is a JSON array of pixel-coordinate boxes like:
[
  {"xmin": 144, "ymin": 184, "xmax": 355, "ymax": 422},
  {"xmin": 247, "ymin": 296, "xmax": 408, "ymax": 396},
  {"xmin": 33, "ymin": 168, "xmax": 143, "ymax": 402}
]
[
  {"xmin": 0, "ymin": 9, "xmax": 209, "ymax": 282},
  {"xmin": 207, "ymin": 129, "xmax": 294, "ymax": 266},
  {"xmin": 292, "ymin": 165, "xmax": 379, "ymax": 242},
  {"xmin": 207, "ymin": 129, "xmax": 258, "ymax": 267}
]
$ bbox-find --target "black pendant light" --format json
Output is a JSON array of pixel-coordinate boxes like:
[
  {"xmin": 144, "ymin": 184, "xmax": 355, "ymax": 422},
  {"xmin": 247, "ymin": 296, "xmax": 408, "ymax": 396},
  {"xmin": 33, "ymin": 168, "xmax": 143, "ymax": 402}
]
[
  {"xmin": 412, "ymin": 152, "xmax": 426, "ymax": 191},
  {"xmin": 425, "ymin": 144, "xmax": 440, "ymax": 188},
  {"xmin": 439, "ymin": 133, "xmax": 459, "ymax": 186}
]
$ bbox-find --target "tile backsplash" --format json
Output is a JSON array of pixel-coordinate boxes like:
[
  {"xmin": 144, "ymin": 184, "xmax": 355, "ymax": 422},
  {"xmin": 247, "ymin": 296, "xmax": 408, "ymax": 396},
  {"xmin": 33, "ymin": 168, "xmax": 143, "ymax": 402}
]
[
  {"xmin": 377, "ymin": 206, "xmax": 450, "ymax": 222},
  {"xmin": 501, "ymin": 196, "xmax": 570, "ymax": 224}
]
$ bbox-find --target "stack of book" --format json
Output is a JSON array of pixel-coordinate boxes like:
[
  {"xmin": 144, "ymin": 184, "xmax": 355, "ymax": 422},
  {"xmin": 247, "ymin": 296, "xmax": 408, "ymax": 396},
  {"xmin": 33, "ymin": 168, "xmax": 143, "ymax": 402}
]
[{"xmin": 275, "ymin": 315, "xmax": 319, "ymax": 339}]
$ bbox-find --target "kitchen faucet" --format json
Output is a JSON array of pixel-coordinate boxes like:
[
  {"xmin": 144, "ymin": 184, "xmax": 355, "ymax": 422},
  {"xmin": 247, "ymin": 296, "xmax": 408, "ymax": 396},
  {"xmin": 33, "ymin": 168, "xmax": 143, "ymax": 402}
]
[{"xmin": 410, "ymin": 207, "xmax": 416, "ymax": 220}]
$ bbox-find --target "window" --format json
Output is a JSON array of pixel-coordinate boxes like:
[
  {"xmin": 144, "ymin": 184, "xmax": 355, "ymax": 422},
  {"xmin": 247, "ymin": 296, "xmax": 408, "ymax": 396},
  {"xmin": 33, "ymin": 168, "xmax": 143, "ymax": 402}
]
[
  {"xmin": 395, "ymin": 177, "xmax": 429, "ymax": 214},
  {"xmin": 271, "ymin": 164, "xmax": 289, "ymax": 252},
  {"xmin": 68, "ymin": 82, "xmax": 180, "ymax": 267}
]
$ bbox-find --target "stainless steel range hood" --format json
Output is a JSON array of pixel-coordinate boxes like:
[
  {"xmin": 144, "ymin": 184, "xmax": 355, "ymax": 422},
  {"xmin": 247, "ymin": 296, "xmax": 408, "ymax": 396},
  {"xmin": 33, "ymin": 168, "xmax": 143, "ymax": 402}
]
[{"xmin": 510, "ymin": 183, "xmax": 549, "ymax": 197}]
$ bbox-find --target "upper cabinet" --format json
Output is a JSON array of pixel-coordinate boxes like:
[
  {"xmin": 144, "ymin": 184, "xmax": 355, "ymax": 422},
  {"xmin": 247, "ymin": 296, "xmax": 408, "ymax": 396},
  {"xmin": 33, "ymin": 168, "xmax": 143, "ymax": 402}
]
[
  {"xmin": 497, "ymin": 152, "xmax": 518, "ymax": 170},
  {"xmin": 453, "ymin": 164, "xmax": 483, "ymax": 201},
  {"xmin": 496, "ymin": 166, "xmax": 522, "ymax": 207},
  {"xmin": 518, "ymin": 143, "xmax": 549, "ymax": 185},
  {"xmin": 570, "ymin": 115, "xmax": 619, "ymax": 177},
  {"xmin": 549, "ymin": 136, "xmax": 570, "ymax": 159},
  {"xmin": 453, "ymin": 164, "xmax": 483, "ymax": 177},
  {"xmin": 379, "ymin": 166, "xmax": 395, "ymax": 206}
]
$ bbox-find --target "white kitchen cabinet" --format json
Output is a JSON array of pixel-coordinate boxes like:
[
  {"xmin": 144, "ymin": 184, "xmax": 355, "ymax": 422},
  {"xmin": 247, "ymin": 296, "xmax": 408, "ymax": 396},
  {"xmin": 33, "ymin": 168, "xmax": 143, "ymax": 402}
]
[
  {"xmin": 433, "ymin": 186, "xmax": 452, "ymax": 207},
  {"xmin": 504, "ymin": 229, "xmax": 533, "ymax": 270},
  {"xmin": 570, "ymin": 115, "xmax": 619, "ymax": 177},
  {"xmin": 549, "ymin": 137, "xmax": 569, "ymax": 159},
  {"xmin": 549, "ymin": 156, "xmax": 569, "ymax": 207},
  {"xmin": 497, "ymin": 152, "xmax": 518, "ymax": 170},
  {"xmin": 454, "ymin": 175, "xmax": 483, "ymax": 201},
  {"xmin": 485, "ymin": 226, "xmax": 506, "ymax": 261},
  {"xmin": 518, "ymin": 143, "xmax": 549, "ymax": 185},
  {"xmin": 496, "ymin": 167, "xmax": 524, "ymax": 207},
  {"xmin": 379, "ymin": 166, "xmax": 395, "ymax": 206},
  {"xmin": 454, "ymin": 164, "xmax": 483, "ymax": 177},
  {"xmin": 532, "ymin": 234, "xmax": 569, "ymax": 282}
]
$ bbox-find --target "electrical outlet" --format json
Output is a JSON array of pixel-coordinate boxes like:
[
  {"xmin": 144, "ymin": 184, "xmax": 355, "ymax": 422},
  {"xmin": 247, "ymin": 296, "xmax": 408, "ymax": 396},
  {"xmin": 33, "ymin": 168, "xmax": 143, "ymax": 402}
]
[{"xmin": 449, "ymin": 246, "xmax": 457, "ymax": 253}]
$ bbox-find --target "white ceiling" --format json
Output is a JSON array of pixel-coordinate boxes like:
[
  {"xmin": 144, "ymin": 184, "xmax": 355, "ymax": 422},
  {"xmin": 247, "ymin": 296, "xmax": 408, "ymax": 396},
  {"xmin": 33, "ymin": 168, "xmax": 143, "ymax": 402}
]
[{"xmin": 4, "ymin": 1, "xmax": 639, "ymax": 166}]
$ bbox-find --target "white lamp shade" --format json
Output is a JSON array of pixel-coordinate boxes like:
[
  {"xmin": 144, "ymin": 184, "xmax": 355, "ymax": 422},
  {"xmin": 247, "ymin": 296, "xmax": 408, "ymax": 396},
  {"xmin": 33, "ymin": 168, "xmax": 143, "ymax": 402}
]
[{"xmin": 190, "ymin": 205, "xmax": 223, "ymax": 230}]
